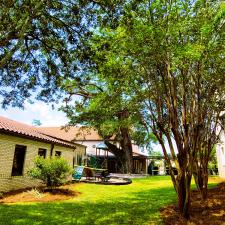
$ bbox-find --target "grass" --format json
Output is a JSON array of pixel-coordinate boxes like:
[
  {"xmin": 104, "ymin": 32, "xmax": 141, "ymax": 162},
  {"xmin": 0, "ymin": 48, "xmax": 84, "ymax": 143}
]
[{"xmin": 0, "ymin": 176, "xmax": 222, "ymax": 225}]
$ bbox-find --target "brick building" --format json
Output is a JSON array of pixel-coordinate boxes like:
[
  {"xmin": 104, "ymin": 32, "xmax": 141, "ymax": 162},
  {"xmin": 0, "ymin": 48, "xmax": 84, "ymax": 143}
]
[
  {"xmin": 0, "ymin": 116, "xmax": 86, "ymax": 193},
  {"xmin": 38, "ymin": 126, "xmax": 149, "ymax": 174}
]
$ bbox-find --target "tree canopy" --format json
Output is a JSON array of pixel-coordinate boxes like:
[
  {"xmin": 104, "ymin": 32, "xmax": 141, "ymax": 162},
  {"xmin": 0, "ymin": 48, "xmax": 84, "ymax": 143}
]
[{"xmin": 0, "ymin": 0, "xmax": 124, "ymax": 107}]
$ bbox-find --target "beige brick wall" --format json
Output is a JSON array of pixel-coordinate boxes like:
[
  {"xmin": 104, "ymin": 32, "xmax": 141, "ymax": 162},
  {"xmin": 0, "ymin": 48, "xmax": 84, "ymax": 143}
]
[{"xmin": 0, "ymin": 133, "xmax": 85, "ymax": 193}]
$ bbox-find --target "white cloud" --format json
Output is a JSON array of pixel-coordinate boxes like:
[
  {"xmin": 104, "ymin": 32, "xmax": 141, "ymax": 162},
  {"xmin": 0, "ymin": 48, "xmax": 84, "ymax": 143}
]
[{"xmin": 0, "ymin": 101, "xmax": 68, "ymax": 127}]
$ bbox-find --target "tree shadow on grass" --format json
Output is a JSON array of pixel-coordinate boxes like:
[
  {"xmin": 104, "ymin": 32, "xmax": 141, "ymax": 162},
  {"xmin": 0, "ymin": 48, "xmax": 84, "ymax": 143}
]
[{"xmin": 0, "ymin": 186, "xmax": 176, "ymax": 225}]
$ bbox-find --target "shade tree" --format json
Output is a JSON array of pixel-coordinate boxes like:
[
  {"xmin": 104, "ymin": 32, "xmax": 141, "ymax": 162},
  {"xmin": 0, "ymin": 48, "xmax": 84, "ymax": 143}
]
[{"xmin": 0, "ymin": 0, "xmax": 125, "ymax": 107}]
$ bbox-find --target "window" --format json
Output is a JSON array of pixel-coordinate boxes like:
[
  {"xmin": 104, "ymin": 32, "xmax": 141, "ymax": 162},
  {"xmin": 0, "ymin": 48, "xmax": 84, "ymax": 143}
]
[
  {"xmin": 55, "ymin": 151, "xmax": 61, "ymax": 157},
  {"xmin": 11, "ymin": 145, "xmax": 26, "ymax": 176},
  {"xmin": 38, "ymin": 148, "xmax": 47, "ymax": 158}
]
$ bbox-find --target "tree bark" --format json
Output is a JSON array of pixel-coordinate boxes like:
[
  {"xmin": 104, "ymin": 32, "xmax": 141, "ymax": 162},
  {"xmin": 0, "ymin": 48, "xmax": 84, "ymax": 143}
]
[
  {"xmin": 104, "ymin": 138, "xmax": 133, "ymax": 174},
  {"xmin": 120, "ymin": 127, "xmax": 133, "ymax": 174},
  {"xmin": 100, "ymin": 108, "xmax": 134, "ymax": 174},
  {"xmin": 194, "ymin": 159, "xmax": 209, "ymax": 200},
  {"xmin": 176, "ymin": 171, "xmax": 192, "ymax": 219}
]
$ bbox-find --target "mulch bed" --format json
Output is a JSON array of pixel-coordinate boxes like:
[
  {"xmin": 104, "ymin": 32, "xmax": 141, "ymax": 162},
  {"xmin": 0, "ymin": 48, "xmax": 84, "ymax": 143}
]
[
  {"xmin": 0, "ymin": 185, "xmax": 80, "ymax": 203},
  {"xmin": 161, "ymin": 182, "xmax": 225, "ymax": 225}
]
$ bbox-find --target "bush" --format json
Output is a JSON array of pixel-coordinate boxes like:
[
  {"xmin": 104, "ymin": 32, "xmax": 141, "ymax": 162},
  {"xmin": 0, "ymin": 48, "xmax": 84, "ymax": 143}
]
[{"xmin": 28, "ymin": 157, "xmax": 72, "ymax": 190}]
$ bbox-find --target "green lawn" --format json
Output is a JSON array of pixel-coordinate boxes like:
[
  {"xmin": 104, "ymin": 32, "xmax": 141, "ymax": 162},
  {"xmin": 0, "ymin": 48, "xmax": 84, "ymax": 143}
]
[{"xmin": 0, "ymin": 176, "xmax": 222, "ymax": 225}]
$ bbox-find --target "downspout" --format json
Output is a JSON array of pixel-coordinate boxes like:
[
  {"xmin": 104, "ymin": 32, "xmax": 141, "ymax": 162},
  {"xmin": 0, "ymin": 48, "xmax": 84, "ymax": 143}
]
[
  {"xmin": 50, "ymin": 144, "xmax": 54, "ymax": 158},
  {"xmin": 85, "ymin": 146, "xmax": 87, "ymax": 166},
  {"xmin": 73, "ymin": 147, "xmax": 76, "ymax": 168}
]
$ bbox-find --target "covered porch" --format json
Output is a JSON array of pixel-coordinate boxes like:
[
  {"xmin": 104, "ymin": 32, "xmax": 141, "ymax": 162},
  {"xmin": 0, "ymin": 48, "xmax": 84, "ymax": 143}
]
[{"xmin": 87, "ymin": 142, "xmax": 149, "ymax": 174}]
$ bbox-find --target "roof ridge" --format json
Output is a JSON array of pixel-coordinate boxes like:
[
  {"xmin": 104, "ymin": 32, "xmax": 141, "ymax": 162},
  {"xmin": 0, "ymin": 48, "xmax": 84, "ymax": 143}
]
[
  {"xmin": 0, "ymin": 115, "xmax": 80, "ymax": 148},
  {"xmin": 38, "ymin": 130, "xmax": 73, "ymax": 143}
]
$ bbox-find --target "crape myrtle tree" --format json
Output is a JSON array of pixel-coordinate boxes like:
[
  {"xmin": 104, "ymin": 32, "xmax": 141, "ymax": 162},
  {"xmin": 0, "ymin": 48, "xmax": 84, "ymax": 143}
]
[
  {"xmin": 192, "ymin": 110, "xmax": 222, "ymax": 200},
  {"xmin": 87, "ymin": 0, "xmax": 225, "ymax": 218},
  {"xmin": 129, "ymin": 0, "xmax": 225, "ymax": 205},
  {"xmin": 133, "ymin": 0, "xmax": 224, "ymax": 217}
]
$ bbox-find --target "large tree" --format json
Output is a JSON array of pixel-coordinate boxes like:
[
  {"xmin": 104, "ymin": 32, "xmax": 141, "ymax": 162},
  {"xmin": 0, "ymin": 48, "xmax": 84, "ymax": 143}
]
[{"xmin": 60, "ymin": 71, "xmax": 152, "ymax": 173}]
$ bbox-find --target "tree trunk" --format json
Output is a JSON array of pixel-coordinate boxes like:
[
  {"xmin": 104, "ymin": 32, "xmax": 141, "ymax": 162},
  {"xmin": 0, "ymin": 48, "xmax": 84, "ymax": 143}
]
[
  {"xmin": 120, "ymin": 127, "xmax": 133, "ymax": 174},
  {"xmin": 201, "ymin": 171, "xmax": 208, "ymax": 200},
  {"xmin": 176, "ymin": 171, "xmax": 192, "ymax": 219},
  {"xmin": 194, "ymin": 160, "xmax": 209, "ymax": 200},
  {"xmin": 115, "ymin": 109, "xmax": 134, "ymax": 174},
  {"xmin": 104, "ymin": 139, "xmax": 133, "ymax": 174}
]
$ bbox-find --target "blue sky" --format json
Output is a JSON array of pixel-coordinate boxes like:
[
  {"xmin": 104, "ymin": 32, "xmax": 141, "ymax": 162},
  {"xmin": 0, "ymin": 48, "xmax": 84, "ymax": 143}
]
[{"xmin": 0, "ymin": 100, "xmax": 68, "ymax": 126}]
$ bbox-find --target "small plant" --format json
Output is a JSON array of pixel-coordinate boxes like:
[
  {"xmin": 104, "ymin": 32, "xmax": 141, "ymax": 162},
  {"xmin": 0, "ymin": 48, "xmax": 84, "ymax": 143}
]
[
  {"xmin": 28, "ymin": 157, "xmax": 72, "ymax": 190},
  {"xmin": 0, "ymin": 192, "xmax": 3, "ymax": 199},
  {"xmin": 27, "ymin": 188, "xmax": 44, "ymax": 199}
]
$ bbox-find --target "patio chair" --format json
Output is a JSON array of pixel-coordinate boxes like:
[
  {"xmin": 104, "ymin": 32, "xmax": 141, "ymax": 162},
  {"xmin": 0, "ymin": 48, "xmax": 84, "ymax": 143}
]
[{"xmin": 72, "ymin": 166, "xmax": 84, "ymax": 181}]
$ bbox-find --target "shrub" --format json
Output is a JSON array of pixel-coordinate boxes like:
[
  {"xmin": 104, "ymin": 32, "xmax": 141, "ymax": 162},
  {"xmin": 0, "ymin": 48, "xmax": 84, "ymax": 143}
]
[{"xmin": 28, "ymin": 157, "xmax": 72, "ymax": 190}]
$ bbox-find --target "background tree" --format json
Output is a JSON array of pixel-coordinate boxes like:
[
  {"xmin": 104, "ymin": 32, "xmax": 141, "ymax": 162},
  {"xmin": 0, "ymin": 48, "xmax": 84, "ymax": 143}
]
[
  {"xmin": 60, "ymin": 72, "xmax": 153, "ymax": 173},
  {"xmin": 207, "ymin": 146, "xmax": 218, "ymax": 175}
]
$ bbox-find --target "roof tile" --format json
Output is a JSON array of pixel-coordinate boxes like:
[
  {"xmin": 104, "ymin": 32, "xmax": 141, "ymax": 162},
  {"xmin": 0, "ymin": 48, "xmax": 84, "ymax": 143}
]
[
  {"xmin": 0, "ymin": 116, "xmax": 77, "ymax": 148},
  {"xmin": 38, "ymin": 126, "xmax": 101, "ymax": 141}
]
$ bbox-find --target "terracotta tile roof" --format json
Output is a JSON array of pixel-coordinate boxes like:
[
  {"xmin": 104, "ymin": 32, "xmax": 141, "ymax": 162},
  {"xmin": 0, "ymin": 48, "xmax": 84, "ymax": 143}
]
[
  {"xmin": 0, "ymin": 116, "xmax": 78, "ymax": 148},
  {"xmin": 38, "ymin": 126, "xmax": 102, "ymax": 141},
  {"xmin": 38, "ymin": 126, "xmax": 148, "ymax": 157}
]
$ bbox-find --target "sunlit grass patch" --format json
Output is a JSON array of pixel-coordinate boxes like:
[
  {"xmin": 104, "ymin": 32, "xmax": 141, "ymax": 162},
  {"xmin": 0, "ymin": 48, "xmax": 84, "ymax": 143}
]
[{"xmin": 0, "ymin": 176, "xmax": 222, "ymax": 225}]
